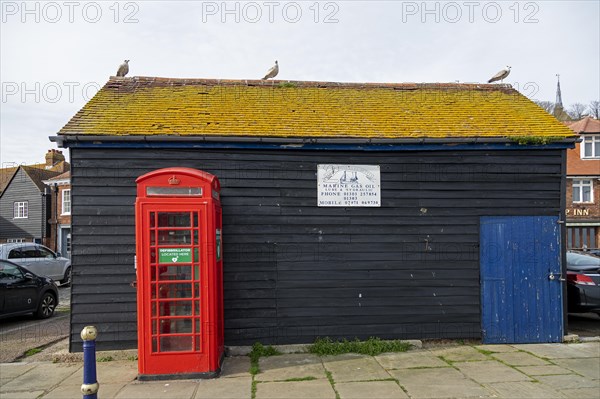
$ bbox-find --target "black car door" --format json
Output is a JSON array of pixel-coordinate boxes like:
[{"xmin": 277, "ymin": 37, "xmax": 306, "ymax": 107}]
[{"xmin": 0, "ymin": 263, "xmax": 38, "ymax": 316}]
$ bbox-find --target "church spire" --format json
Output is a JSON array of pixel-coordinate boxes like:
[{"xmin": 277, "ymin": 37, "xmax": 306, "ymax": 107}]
[
  {"xmin": 552, "ymin": 74, "xmax": 569, "ymax": 121},
  {"xmin": 555, "ymin": 74, "xmax": 563, "ymax": 109}
]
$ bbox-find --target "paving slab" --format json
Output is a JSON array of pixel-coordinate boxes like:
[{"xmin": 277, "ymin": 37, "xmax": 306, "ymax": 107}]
[
  {"xmin": 390, "ymin": 367, "xmax": 492, "ymax": 398},
  {"xmin": 560, "ymin": 387, "xmax": 600, "ymax": 399},
  {"xmin": 115, "ymin": 380, "xmax": 198, "ymax": 399},
  {"xmin": 492, "ymin": 351, "xmax": 550, "ymax": 366},
  {"xmin": 518, "ymin": 342, "xmax": 600, "ymax": 359},
  {"xmin": 0, "ymin": 390, "xmax": 46, "ymax": 399},
  {"xmin": 194, "ymin": 376, "xmax": 252, "ymax": 399},
  {"xmin": 517, "ymin": 365, "xmax": 575, "ymax": 376},
  {"xmin": 61, "ymin": 360, "xmax": 138, "ymax": 385},
  {"xmin": 536, "ymin": 374, "xmax": 599, "ymax": 390},
  {"xmin": 335, "ymin": 380, "xmax": 408, "ymax": 399},
  {"xmin": 454, "ymin": 360, "xmax": 532, "ymax": 383},
  {"xmin": 486, "ymin": 381, "xmax": 565, "ymax": 398},
  {"xmin": 220, "ymin": 356, "xmax": 251, "ymax": 378},
  {"xmin": 257, "ymin": 354, "xmax": 326, "ymax": 381},
  {"xmin": 0, "ymin": 363, "xmax": 37, "ymax": 383},
  {"xmin": 375, "ymin": 351, "xmax": 449, "ymax": 369},
  {"xmin": 553, "ymin": 357, "xmax": 600, "ymax": 380},
  {"xmin": 322, "ymin": 354, "xmax": 390, "ymax": 383},
  {"xmin": 42, "ymin": 382, "xmax": 128, "ymax": 399},
  {"xmin": 0, "ymin": 363, "xmax": 81, "ymax": 393},
  {"xmin": 256, "ymin": 379, "xmax": 336, "ymax": 399},
  {"xmin": 473, "ymin": 344, "xmax": 519, "ymax": 353},
  {"xmin": 428, "ymin": 346, "xmax": 489, "ymax": 362}
]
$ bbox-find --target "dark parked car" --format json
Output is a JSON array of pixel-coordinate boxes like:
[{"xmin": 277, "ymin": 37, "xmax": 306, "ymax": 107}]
[
  {"xmin": 0, "ymin": 259, "xmax": 59, "ymax": 319},
  {"xmin": 0, "ymin": 243, "xmax": 71, "ymax": 286},
  {"xmin": 566, "ymin": 251, "xmax": 600, "ymax": 315}
]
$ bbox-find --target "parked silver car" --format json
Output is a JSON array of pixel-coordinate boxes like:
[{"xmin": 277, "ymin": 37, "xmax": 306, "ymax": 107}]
[{"xmin": 0, "ymin": 243, "xmax": 71, "ymax": 286}]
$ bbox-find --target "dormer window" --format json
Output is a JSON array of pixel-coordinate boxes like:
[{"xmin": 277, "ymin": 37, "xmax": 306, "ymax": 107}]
[{"xmin": 581, "ymin": 135, "xmax": 600, "ymax": 159}]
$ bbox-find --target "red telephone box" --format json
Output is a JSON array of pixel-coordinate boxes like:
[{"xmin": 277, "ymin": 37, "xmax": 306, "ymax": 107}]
[{"xmin": 135, "ymin": 167, "xmax": 224, "ymax": 380}]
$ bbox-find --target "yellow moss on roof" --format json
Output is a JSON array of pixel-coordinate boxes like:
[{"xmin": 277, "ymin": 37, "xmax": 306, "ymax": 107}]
[{"xmin": 58, "ymin": 77, "xmax": 576, "ymax": 140}]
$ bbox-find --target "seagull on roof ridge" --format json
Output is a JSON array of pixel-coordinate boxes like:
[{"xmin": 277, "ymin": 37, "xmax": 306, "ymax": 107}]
[
  {"xmin": 116, "ymin": 60, "xmax": 130, "ymax": 77},
  {"xmin": 487, "ymin": 66, "xmax": 511, "ymax": 83},
  {"xmin": 262, "ymin": 61, "xmax": 279, "ymax": 80}
]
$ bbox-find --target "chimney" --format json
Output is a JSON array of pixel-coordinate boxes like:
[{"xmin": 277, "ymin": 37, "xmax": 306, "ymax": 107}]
[{"xmin": 45, "ymin": 149, "xmax": 65, "ymax": 169}]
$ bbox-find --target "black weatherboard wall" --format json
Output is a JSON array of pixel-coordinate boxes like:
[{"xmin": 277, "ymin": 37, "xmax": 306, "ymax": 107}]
[{"xmin": 69, "ymin": 146, "xmax": 563, "ymax": 350}]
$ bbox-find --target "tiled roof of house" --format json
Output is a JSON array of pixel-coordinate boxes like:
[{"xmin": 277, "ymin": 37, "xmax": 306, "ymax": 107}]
[
  {"xmin": 0, "ymin": 161, "xmax": 70, "ymax": 194},
  {"xmin": 565, "ymin": 116, "xmax": 600, "ymax": 133},
  {"xmin": 45, "ymin": 171, "xmax": 70, "ymax": 181},
  {"xmin": 58, "ymin": 77, "xmax": 576, "ymax": 141},
  {"xmin": 21, "ymin": 167, "xmax": 65, "ymax": 191},
  {"xmin": 0, "ymin": 167, "xmax": 18, "ymax": 194}
]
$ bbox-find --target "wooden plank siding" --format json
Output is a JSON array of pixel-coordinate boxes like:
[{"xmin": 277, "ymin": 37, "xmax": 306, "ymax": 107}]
[
  {"xmin": 69, "ymin": 147, "xmax": 563, "ymax": 350},
  {"xmin": 0, "ymin": 168, "xmax": 44, "ymax": 240}
]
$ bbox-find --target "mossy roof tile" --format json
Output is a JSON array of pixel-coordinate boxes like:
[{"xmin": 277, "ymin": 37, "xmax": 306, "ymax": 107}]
[{"xmin": 57, "ymin": 77, "xmax": 575, "ymax": 140}]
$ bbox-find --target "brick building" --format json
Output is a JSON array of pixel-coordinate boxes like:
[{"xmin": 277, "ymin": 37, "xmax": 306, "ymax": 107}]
[
  {"xmin": 565, "ymin": 116, "xmax": 600, "ymax": 249},
  {"xmin": 0, "ymin": 150, "xmax": 69, "ymax": 247},
  {"xmin": 43, "ymin": 171, "xmax": 71, "ymax": 257}
]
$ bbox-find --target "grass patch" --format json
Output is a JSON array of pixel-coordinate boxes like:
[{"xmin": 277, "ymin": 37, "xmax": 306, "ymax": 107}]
[
  {"xmin": 249, "ymin": 342, "xmax": 281, "ymax": 364},
  {"xmin": 281, "ymin": 376, "xmax": 318, "ymax": 382},
  {"xmin": 25, "ymin": 348, "xmax": 42, "ymax": 357},
  {"xmin": 127, "ymin": 355, "xmax": 138, "ymax": 361},
  {"xmin": 251, "ymin": 379, "xmax": 258, "ymax": 399},
  {"xmin": 509, "ymin": 135, "xmax": 565, "ymax": 146},
  {"xmin": 325, "ymin": 370, "xmax": 340, "ymax": 399},
  {"xmin": 97, "ymin": 356, "xmax": 113, "ymax": 362},
  {"xmin": 248, "ymin": 342, "xmax": 281, "ymax": 376},
  {"xmin": 308, "ymin": 337, "xmax": 412, "ymax": 356}
]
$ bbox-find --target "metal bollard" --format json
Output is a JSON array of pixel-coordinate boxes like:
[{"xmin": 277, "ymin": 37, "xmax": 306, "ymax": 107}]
[{"xmin": 81, "ymin": 326, "xmax": 99, "ymax": 399}]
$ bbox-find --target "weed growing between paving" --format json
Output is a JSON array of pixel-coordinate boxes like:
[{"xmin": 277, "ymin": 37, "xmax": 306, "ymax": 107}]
[
  {"xmin": 249, "ymin": 342, "xmax": 281, "ymax": 374},
  {"xmin": 281, "ymin": 376, "xmax": 318, "ymax": 382},
  {"xmin": 25, "ymin": 348, "xmax": 42, "ymax": 357},
  {"xmin": 325, "ymin": 370, "xmax": 340, "ymax": 399},
  {"xmin": 309, "ymin": 337, "xmax": 412, "ymax": 356},
  {"xmin": 249, "ymin": 342, "xmax": 281, "ymax": 399}
]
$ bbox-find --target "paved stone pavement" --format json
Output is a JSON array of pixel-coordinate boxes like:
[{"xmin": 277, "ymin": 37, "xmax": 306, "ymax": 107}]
[{"xmin": 0, "ymin": 342, "xmax": 598, "ymax": 398}]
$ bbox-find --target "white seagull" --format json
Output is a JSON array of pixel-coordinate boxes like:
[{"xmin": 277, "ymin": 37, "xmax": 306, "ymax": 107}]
[
  {"xmin": 116, "ymin": 60, "xmax": 130, "ymax": 77},
  {"xmin": 487, "ymin": 66, "xmax": 511, "ymax": 83},
  {"xmin": 262, "ymin": 61, "xmax": 279, "ymax": 80}
]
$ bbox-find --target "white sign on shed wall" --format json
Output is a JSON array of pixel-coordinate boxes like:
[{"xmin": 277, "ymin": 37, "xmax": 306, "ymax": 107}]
[{"xmin": 317, "ymin": 164, "xmax": 381, "ymax": 207}]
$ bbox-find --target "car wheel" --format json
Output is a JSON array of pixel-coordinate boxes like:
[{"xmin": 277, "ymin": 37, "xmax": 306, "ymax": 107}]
[
  {"xmin": 36, "ymin": 292, "xmax": 57, "ymax": 319},
  {"xmin": 61, "ymin": 267, "xmax": 72, "ymax": 287}
]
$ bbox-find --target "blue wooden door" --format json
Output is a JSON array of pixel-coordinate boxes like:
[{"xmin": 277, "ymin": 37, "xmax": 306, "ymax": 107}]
[{"xmin": 480, "ymin": 216, "xmax": 563, "ymax": 343}]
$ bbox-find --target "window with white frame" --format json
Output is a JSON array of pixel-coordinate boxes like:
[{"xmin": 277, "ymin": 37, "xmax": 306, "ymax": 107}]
[
  {"xmin": 581, "ymin": 135, "xmax": 600, "ymax": 159},
  {"xmin": 13, "ymin": 202, "xmax": 28, "ymax": 218},
  {"xmin": 6, "ymin": 238, "xmax": 25, "ymax": 243},
  {"xmin": 62, "ymin": 189, "xmax": 71, "ymax": 215},
  {"xmin": 572, "ymin": 179, "xmax": 593, "ymax": 203}
]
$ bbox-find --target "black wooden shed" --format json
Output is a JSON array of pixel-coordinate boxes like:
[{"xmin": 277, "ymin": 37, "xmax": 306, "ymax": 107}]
[{"xmin": 52, "ymin": 77, "xmax": 577, "ymax": 350}]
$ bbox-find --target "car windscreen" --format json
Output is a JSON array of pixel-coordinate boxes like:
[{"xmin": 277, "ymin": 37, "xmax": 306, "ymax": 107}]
[{"xmin": 567, "ymin": 252, "xmax": 600, "ymax": 271}]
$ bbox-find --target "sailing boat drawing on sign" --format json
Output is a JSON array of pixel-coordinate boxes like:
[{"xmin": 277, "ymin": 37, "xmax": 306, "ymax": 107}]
[{"xmin": 340, "ymin": 170, "xmax": 359, "ymax": 184}]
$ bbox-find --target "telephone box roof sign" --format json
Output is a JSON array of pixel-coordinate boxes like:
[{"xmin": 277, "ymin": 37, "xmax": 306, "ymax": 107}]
[{"xmin": 136, "ymin": 167, "xmax": 220, "ymax": 199}]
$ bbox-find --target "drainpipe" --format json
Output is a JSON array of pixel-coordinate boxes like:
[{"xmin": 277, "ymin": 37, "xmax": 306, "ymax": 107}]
[{"xmin": 53, "ymin": 184, "xmax": 59, "ymax": 252}]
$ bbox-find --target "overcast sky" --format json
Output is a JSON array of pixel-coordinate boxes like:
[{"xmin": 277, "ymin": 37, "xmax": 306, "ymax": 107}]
[{"xmin": 1, "ymin": 0, "xmax": 599, "ymax": 166}]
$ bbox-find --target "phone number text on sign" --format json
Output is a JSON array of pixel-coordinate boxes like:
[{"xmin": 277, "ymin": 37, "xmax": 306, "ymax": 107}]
[{"xmin": 317, "ymin": 164, "xmax": 381, "ymax": 207}]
